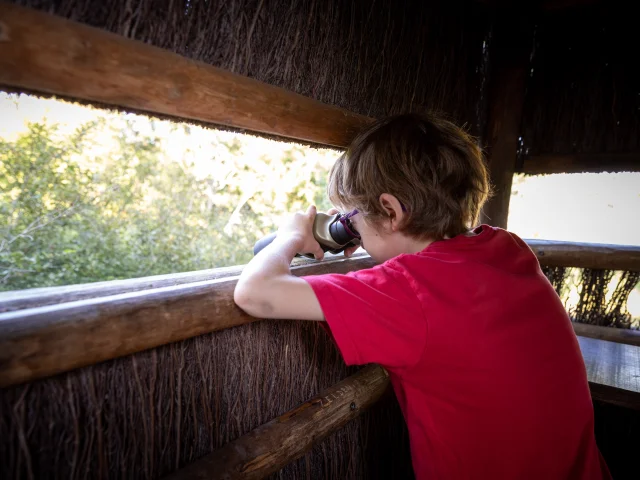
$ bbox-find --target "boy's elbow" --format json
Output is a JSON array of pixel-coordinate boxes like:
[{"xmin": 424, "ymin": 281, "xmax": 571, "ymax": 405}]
[{"xmin": 234, "ymin": 280, "xmax": 274, "ymax": 318}]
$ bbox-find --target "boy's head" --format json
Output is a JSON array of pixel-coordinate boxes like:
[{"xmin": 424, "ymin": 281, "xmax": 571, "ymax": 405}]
[{"xmin": 328, "ymin": 113, "xmax": 490, "ymax": 261}]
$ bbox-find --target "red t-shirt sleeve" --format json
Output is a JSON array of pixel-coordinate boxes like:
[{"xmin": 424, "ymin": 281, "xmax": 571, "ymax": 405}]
[{"xmin": 302, "ymin": 262, "xmax": 427, "ymax": 369}]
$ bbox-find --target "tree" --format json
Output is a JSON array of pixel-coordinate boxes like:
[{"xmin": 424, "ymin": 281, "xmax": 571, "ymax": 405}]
[{"xmin": 0, "ymin": 109, "xmax": 336, "ymax": 291}]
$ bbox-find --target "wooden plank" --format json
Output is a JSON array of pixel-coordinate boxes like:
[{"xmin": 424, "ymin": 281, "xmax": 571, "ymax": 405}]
[
  {"xmin": 2, "ymin": 236, "xmax": 639, "ymax": 388},
  {"xmin": 527, "ymin": 239, "xmax": 640, "ymax": 272},
  {"xmin": 5, "ymin": 240, "xmax": 637, "ymax": 313},
  {"xmin": 0, "ymin": 3, "xmax": 372, "ymax": 148},
  {"xmin": 572, "ymin": 323, "xmax": 640, "ymax": 347},
  {"xmin": 479, "ymin": 9, "xmax": 532, "ymax": 229},
  {"xmin": 0, "ymin": 255, "xmax": 376, "ymax": 388},
  {"xmin": 0, "ymin": 252, "xmax": 372, "ymax": 313},
  {"xmin": 165, "ymin": 365, "xmax": 389, "ymax": 480},
  {"xmin": 578, "ymin": 336, "xmax": 640, "ymax": 410},
  {"xmin": 520, "ymin": 152, "xmax": 640, "ymax": 174}
]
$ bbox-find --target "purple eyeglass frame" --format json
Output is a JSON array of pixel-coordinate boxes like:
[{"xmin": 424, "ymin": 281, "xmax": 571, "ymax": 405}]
[{"xmin": 339, "ymin": 209, "xmax": 361, "ymax": 239}]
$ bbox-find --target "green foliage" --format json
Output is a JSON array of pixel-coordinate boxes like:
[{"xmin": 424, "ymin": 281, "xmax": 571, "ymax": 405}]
[{"xmin": 0, "ymin": 116, "xmax": 336, "ymax": 291}]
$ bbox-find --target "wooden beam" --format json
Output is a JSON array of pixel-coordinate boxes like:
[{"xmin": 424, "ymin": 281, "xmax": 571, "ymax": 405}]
[
  {"xmin": 164, "ymin": 365, "xmax": 390, "ymax": 480},
  {"xmin": 520, "ymin": 152, "xmax": 640, "ymax": 174},
  {"xmin": 0, "ymin": 3, "xmax": 372, "ymax": 148},
  {"xmin": 0, "ymin": 255, "xmax": 376, "ymax": 388},
  {"xmin": 2, "ymin": 239, "xmax": 639, "ymax": 388},
  {"xmin": 480, "ymin": 9, "xmax": 533, "ymax": 229},
  {"xmin": 6, "ymin": 240, "xmax": 637, "ymax": 314},
  {"xmin": 527, "ymin": 239, "xmax": 640, "ymax": 272},
  {"xmin": 573, "ymin": 323, "xmax": 640, "ymax": 347},
  {"xmin": 578, "ymin": 336, "xmax": 640, "ymax": 410},
  {"xmin": 0, "ymin": 252, "xmax": 371, "ymax": 313}
]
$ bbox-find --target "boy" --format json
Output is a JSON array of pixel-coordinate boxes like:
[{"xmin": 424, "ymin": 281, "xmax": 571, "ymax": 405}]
[{"xmin": 234, "ymin": 113, "xmax": 610, "ymax": 479}]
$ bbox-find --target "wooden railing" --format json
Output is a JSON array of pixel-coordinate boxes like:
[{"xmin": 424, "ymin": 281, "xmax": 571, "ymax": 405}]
[
  {"xmin": 2, "ymin": 240, "xmax": 639, "ymax": 388},
  {"xmin": 1, "ymin": 239, "xmax": 639, "ymax": 477}
]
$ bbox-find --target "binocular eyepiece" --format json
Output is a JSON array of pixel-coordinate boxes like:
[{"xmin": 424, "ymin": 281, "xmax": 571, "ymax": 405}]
[{"xmin": 253, "ymin": 212, "xmax": 361, "ymax": 259}]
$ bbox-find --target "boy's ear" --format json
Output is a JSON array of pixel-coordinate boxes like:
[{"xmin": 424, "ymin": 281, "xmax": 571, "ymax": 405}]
[{"xmin": 378, "ymin": 193, "xmax": 405, "ymax": 232}]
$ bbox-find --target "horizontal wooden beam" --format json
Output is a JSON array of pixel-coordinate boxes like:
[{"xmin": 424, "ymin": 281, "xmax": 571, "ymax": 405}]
[
  {"xmin": 4, "ymin": 240, "xmax": 637, "ymax": 314},
  {"xmin": 0, "ymin": 255, "xmax": 376, "ymax": 388},
  {"xmin": 526, "ymin": 240, "xmax": 640, "ymax": 271},
  {"xmin": 165, "ymin": 365, "xmax": 389, "ymax": 480},
  {"xmin": 0, "ymin": 3, "xmax": 372, "ymax": 148},
  {"xmin": 0, "ymin": 252, "xmax": 370, "ymax": 313},
  {"xmin": 573, "ymin": 323, "xmax": 640, "ymax": 347},
  {"xmin": 1, "ymin": 239, "xmax": 638, "ymax": 388},
  {"xmin": 520, "ymin": 152, "xmax": 640, "ymax": 174}
]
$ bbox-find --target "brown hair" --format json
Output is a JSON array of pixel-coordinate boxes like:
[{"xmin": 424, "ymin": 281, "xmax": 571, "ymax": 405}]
[{"xmin": 328, "ymin": 113, "xmax": 491, "ymax": 240}]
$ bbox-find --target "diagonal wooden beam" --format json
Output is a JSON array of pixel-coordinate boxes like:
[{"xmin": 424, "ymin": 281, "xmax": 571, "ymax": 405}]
[
  {"xmin": 164, "ymin": 365, "xmax": 390, "ymax": 480},
  {"xmin": 0, "ymin": 3, "xmax": 372, "ymax": 148}
]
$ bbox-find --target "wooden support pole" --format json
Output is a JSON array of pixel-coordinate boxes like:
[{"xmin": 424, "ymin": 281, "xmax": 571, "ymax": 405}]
[
  {"xmin": 164, "ymin": 365, "xmax": 390, "ymax": 480},
  {"xmin": 520, "ymin": 152, "xmax": 640, "ymax": 174},
  {"xmin": 0, "ymin": 3, "xmax": 372, "ymax": 148},
  {"xmin": 480, "ymin": 9, "xmax": 533, "ymax": 228}
]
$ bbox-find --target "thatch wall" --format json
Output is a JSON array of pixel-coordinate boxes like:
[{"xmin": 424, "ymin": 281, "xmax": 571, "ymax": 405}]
[
  {"xmin": 519, "ymin": 3, "xmax": 640, "ymax": 165},
  {"xmin": 9, "ymin": 0, "xmax": 491, "ymax": 137},
  {"xmin": 0, "ymin": 321, "xmax": 412, "ymax": 480}
]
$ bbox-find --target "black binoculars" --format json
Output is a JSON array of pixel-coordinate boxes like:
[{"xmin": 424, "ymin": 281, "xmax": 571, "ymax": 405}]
[{"xmin": 253, "ymin": 212, "xmax": 361, "ymax": 259}]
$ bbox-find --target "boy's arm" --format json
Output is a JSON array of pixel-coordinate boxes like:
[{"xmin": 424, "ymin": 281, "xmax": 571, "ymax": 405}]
[{"xmin": 233, "ymin": 206, "xmax": 326, "ymax": 321}]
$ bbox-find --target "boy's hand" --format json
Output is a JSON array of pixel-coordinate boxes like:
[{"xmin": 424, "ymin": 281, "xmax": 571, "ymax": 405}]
[
  {"xmin": 326, "ymin": 208, "xmax": 360, "ymax": 258},
  {"xmin": 277, "ymin": 205, "xmax": 325, "ymax": 260}
]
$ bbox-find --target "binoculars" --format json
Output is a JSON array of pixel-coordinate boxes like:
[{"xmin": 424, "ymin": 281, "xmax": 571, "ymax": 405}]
[{"xmin": 253, "ymin": 212, "xmax": 360, "ymax": 259}]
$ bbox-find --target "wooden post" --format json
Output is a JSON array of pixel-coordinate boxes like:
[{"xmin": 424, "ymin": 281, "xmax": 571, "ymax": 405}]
[
  {"xmin": 480, "ymin": 8, "xmax": 533, "ymax": 228},
  {"xmin": 164, "ymin": 365, "xmax": 390, "ymax": 480}
]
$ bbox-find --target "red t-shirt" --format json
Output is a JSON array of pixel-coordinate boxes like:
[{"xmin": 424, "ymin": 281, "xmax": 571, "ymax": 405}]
[{"xmin": 303, "ymin": 225, "xmax": 611, "ymax": 479}]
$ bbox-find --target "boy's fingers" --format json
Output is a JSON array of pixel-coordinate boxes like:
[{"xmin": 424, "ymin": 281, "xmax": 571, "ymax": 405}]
[
  {"xmin": 306, "ymin": 205, "xmax": 317, "ymax": 217},
  {"xmin": 344, "ymin": 245, "xmax": 359, "ymax": 258},
  {"xmin": 327, "ymin": 208, "xmax": 340, "ymax": 215},
  {"xmin": 313, "ymin": 243, "xmax": 324, "ymax": 261}
]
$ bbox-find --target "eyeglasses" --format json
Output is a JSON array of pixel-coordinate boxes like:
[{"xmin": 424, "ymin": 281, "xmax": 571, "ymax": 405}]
[
  {"xmin": 338, "ymin": 203, "xmax": 407, "ymax": 241},
  {"xmin": 339, "ymin": 209, "xmax": 361, "ymax": 240}
]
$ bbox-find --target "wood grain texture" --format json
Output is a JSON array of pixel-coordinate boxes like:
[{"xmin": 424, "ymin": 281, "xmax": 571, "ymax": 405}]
[
  {"xmin": 0, "ymin": 252, "xmax": 373, "ymax": 313},
  {"xmin": 578, "ymin": 336, "xmax": 640, "ymax": 410},
  {"xmin": 521, "ymin": 152, "xmax": 640, "ymax": 174},
  {"xmin": 572, "ymin": 323, "xmax": 640, "ymax": 347},
  {"xmin": 164, "ymin": 365, "xmax": 390, "ymax": 480},
  {"xmin": 526, "ymin": 240, "xmax": 640, "ymax": 271},
  {"xmin": 0, "ymin": 255, "xmax": 376, "ymax": 388},
  {"xmin": 2, "ymin": 238, "xmax": 640, "ymax": 388},
  {"xmin": 4, "ymin": 240, "xmax": 637, "ymax": 313},
  {"xmin": 0, "ymin": 3, "xmax": 372, "ymax": 148}
]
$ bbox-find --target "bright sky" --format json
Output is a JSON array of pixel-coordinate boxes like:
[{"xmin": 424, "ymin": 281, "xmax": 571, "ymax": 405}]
[{"xmin": 2, "ymin": 92, "xmax": 638, "ymax": 247}]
